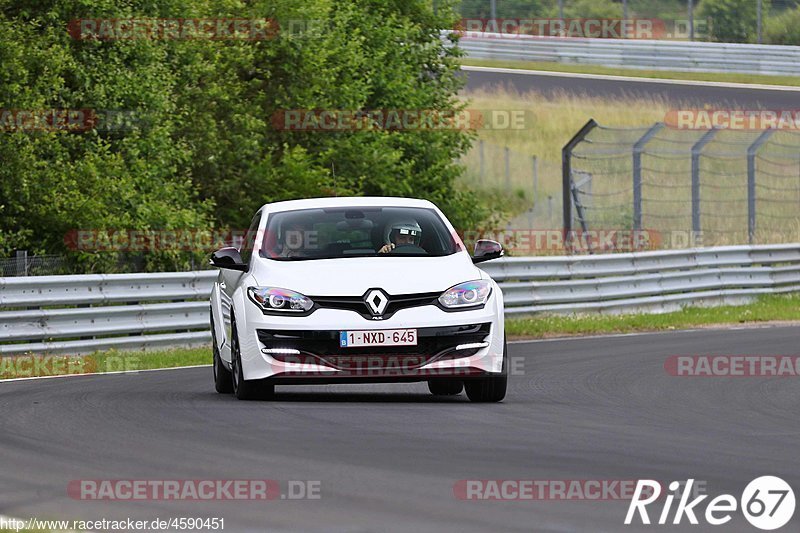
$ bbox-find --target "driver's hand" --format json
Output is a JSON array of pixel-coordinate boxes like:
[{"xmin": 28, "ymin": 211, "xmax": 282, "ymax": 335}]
[{"xmin": 378, "ymin": 243, "xmax": 395, "ymax": 254}]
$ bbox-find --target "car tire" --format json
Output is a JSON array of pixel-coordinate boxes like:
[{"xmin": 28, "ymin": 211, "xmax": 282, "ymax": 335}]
[
  {"xmin": 230, "ymin": 315, "xmax": 275, "ymax": 401},
  {"xmin": 211, "ymin": 312, "xmax": 233, "ymax": 394},
  {"xmin": 464, "ymin": 336, "xmax": 507, "ymax": 403},
  {"xmin": 427, "ymin": 379, "xmax": 463, "ymax": 396}
]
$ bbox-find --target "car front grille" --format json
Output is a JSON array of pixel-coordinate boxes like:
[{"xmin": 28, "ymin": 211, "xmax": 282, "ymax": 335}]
[
  {"xmin": 257, "ymin": 323, "xmax": 491, "ymax": 370},
  {"xmin": 310, "ymin": 291, "xmax": 441, "ymax": 320}
]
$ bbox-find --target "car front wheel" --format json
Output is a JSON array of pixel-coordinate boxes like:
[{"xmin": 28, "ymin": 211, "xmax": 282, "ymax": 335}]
[
  {"xmin": 211, "ymin": 312, "xmax": 233, "ymax": 393},
  {"xmin": 230, "ymin": 315, "xmax": 274, "ymax": 401},
  {"xmin": 464, "ymin": 336, "xmax": 507, "ymax": 403}
]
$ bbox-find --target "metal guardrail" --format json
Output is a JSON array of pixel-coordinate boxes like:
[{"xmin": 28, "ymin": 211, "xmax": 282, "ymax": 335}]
[
  {"xmin": 0, "ymin": 272, "xmax": 217, "ymax": 356},
  {"xmin": 458, "ymin": 32, "xmax": 800, "ymax": 76},
  {"xmin": 486, "ymin": 244, "xmax": 800, "ymax": 315},
  {"xmin": 1, "ymin": 244, "xmax": 798, "ymax": 355}
]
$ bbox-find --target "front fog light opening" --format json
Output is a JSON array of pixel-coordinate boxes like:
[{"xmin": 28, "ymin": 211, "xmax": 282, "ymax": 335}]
[
  {"xmin": 455, "ymin": 342, "xmax": 489, "ymax": 351},
  {"xmin": 261, "ymin": 348, "xmax": 301, "ymax": 355}
]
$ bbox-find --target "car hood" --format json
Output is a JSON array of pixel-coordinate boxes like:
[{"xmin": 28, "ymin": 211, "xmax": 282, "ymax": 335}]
[{"xmin": 250, "ymin": 253, "xmax": 484, "ymax": 296}]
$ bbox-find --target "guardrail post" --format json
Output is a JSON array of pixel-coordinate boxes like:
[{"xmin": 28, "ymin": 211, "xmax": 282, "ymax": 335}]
[
  {"xmin": 691, "ymin": 128, "xmax": 718, "ymax": 239},
  {"xmin": 632, "ymin": 123, "xmax": 664, "ymax": 231},
  {"xmin": 562, "ymin": 119, "xmax": 597, "ymax": 251},
  {"xmin": 747, "ymin": 128, "xmax": 775, "ymax": 244}
]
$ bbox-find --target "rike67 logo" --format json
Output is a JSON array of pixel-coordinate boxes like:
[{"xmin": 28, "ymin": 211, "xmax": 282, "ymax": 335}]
[{"xmin": 625, "ymin": 477, "xmax": 795, "ymax": 530}]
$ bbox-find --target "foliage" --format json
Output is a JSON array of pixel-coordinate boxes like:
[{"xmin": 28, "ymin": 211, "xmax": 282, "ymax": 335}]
[
  {"xmin": 0, "ymin": 0, "xmax": 487, "ymax": 271},
  {"xmin": 698, "ymin": 0, "xmax": 762, "ymax": 43},
  {"xmin": 560, "ymin": 0, "xmax": 622, "ymax": 19},
  {"xmin": 764, "ymin": 5, "xmax": 800, "ymax": 45}
]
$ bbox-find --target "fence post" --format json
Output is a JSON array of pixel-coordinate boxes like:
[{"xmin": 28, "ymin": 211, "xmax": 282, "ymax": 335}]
[
  {"xmin": 15, "ymin": 250, "xmax": 28, "ymax": 276},
  {"xmin": 757, "ymin": 0, "xmax": 763, "ymax": 44},
  {"xmin": 570, "ymin": 173, "xmax": 594, "ymax": 253},
  {"xmin": 562, "ymin": 119, "xmax": 598, "ymax": 250},
  {"xmin": 504, "ymin": 146, "xmax": 511, "ymax": 194},
  {"xmin": 632, "ymin": 123, "xmax": 664, "ymax": 231},
  {"xmin": 479, "ymin": 140, "xmax": 485, "ymax": 184},
  {"xmin": 746, "ymin": 128, "xmax": 775, "ymax": 244},
  {"xmin": 532, "ymin": 155, "xmax": 538, "ymax": 208},
  {"xmin": 691, "ymin": 128, "xmax": 718, "ymax": 238}
]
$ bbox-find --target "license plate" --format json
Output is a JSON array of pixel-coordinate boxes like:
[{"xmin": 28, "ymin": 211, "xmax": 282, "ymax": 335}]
[{"xmin": 340, "ymin": 329, "xmax": 417, "ymax": 348}]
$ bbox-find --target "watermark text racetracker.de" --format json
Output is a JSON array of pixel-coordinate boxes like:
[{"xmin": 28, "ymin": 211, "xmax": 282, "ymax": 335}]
[
  {"xmin": 665, "ymin": 355, "xmax": 800, "ymax": 377},
  {"xmin": 270, "ymin": 109, "xmax": 531, "ymax": 132},
  {"xmin": 455, "ymin": 18, "xmax": 709, "ymax": 39},
  {"xmin": 454, "ymin": 479, "xmax": 662, "ymax": 501},
  {"xmin": 665, "ymin": 108, "xmax": 800, "ymax": 131},
  {"xmin": 0, "ymin": 355, "xmax": 140, "ymax": 379},
  {"xmin": 0, "ymin": 109, "xmax": 147, "ymax": 132},
  {"xmin": 63, "ymin": 228, "xmax": 707, "ymax": 254},
  {"xmin": 68, "ymin": 18, "xmax": 279, "ymax": 40},
  {"xmin": 68, "ymin": 479, "xmax": 321, "ymax": 501}
]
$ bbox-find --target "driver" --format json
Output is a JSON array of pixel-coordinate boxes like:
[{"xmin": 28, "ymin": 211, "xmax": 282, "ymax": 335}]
[
  {"xmin": 378, "ymin": 219, "xmax": 422, "ymax": 254},
  {"xmin": 279, "ymin": 219, "xmax": 311, "ymax": 258}
]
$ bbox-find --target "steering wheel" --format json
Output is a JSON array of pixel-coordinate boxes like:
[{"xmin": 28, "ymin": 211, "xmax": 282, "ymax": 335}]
[{"xmin": 389, "ymin": 244, "xmax": 426, "ymax": 255}]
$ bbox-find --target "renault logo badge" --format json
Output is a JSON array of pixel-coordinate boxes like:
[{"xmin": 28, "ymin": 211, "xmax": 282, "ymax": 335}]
[{"xmin": 364, "ymin": 289, "xmax": 389, "ymax": 316}]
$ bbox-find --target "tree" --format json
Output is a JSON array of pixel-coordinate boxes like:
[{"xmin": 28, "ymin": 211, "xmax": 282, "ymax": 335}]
[
  {"xmin": 764, "ymin": 5, "xmax": 800, "ymax": 45},
  {"xmin": 699, "ymin": 0, "xmax": 760, "ymax": 43},
  {"xmin": 0, "ymin": 0, "xmax": 488, "ymax": 271}
]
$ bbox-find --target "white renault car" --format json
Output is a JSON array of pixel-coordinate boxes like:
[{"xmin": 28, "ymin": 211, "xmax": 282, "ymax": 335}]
[{"xmin": 209, "ymin": 197, "xmax": 506, "ymax": 402}]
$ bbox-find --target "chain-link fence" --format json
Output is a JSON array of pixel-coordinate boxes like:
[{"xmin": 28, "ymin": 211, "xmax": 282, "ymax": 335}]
[
  {"xmin": 456, "ymin": 0, "xmax": 800, "ymax": 44},
  {"xmin": 0, "ymin": 251, "xmax": 213, "ymax": 276},
  {"xmin": 0, "ymin": 254, "xmax": 72, "ymax": 277},
  {"xmin": 460, "ymin": 140, "xmax": 563, "ymax": 229},
  {"xmin": 565, "ymin": 120, "xmax": 800, "ymax": 250}
]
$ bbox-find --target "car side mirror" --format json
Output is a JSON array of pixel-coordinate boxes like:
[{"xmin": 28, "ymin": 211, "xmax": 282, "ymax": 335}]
[
  {"xmin": 210, "ymin": 247, "xmax": 248, "ymax": 271},
  {"xmin": 472, "ymin": 239, "xmax": 504, "ymax": 264}
]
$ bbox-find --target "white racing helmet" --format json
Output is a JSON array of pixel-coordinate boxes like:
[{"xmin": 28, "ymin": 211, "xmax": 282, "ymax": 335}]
[{"xmin": 385, "ymin": 219, "xmax": 422, "ymax": 247}]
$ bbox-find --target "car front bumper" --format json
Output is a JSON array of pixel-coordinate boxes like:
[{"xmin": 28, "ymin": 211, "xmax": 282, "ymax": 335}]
[{"xmin": 237, "ymin": 298, "xmax": 504, "ymax": 382}]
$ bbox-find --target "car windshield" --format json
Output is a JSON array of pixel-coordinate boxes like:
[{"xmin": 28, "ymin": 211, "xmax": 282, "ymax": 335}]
[{"xmin": 259, "ymin": 206, "xmax": 459, "ymax": 261}]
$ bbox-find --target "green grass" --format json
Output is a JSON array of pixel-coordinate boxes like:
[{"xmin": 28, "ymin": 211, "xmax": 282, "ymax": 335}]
[
  {"xmin": 2, "ymin": 295, "xmax": 799, "ymax": 381},
  {"xmin": 91, "ymin": 347, "xmax": 211, "ymax": 371},
  {"xmin": 461, "ymin": 57, "xmax": 800, "ymax": 87},
  {"xmin": 0, "ymin": 347, "xmax": 210, "ymax": 380},
  {"xmin": 506, "ymin": 293, "xmax": 800, "ymax": 338}
]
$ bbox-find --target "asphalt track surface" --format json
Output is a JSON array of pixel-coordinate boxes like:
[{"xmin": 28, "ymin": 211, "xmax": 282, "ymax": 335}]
[
  {"xmin": 462, "ymin": 66, "xmax": 800, "ymax": 108},
  {"xmin": 1, "ymin": 325, "xmax": 799, "ymax": 532}
]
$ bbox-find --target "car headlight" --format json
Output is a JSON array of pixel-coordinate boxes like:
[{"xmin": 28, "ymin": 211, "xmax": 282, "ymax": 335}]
[
  {"xmin": 438, "ymin": 280, "xmax": 491, "ymax": 309},
  {"xmin": 248, "ymin": 287, "xmax": 314, "ymax": 313}
]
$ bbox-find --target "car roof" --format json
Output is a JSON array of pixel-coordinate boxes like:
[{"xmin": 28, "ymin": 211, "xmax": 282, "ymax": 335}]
[{"xmin": 259, "ymin": 196, "xmax": 438, "ymax": 214}]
